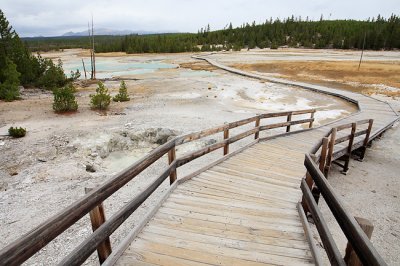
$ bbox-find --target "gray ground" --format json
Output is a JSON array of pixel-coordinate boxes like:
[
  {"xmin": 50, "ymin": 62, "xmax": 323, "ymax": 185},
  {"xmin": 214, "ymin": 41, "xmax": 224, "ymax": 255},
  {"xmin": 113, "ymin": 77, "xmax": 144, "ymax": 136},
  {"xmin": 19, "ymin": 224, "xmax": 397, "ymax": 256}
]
[{"xmin": 0, "ymin": 49, "xmax": 399, "ymax": 265}]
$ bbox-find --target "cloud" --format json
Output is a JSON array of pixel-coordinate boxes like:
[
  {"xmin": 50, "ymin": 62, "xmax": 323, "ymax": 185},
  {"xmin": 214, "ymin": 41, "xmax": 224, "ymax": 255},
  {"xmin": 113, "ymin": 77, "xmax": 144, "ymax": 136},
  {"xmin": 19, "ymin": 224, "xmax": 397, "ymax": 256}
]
[{"xmin": 1, "ymin": 0, "xmax": 399, "ymax": 37}]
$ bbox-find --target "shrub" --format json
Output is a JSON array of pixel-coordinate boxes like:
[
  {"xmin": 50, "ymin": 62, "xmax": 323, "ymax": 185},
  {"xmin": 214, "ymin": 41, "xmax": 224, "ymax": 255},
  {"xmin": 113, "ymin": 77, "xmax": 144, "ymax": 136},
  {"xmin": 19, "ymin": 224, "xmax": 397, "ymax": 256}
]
[
  {"xmin": 8, "ymin": 127, "xmax": 26, "ymax": 138},
  {"xmin": 53, "ymin": 84, "xmax": 78, "ymax": 113},
  {"xmin": 36, "ymin": 58, "xmax": 68, "ymax": 90},
  {"xmin": 113, "ymin": 81, "xmax": 130, "ymax": 102},
  {"xmin": 90, "ymin": 81, "xmax": 111, "ymax": 110}
]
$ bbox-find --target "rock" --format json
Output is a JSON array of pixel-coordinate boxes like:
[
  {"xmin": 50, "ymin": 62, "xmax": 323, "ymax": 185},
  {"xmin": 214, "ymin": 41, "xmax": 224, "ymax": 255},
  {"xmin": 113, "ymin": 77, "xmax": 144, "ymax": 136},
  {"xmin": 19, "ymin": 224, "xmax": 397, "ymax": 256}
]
[
  {"xmin": 205, "ymin": 139, "xmax": 217, "ymax": 146},
  {"xmin": 90, "ymin": 152, "xmax": 98, "ymax": 158},
  {"xmin": 154, "ymin": 128, "xmax": 177, "ymax": 144},
  {"xmin": 98, "ymin": 147, "xmax": 109, "ymax": 159},
  {"xmin": 86, "ymin": 164, "xmax": 96, "ymax": 173},
  {"xmin": 0, "ymin": 141, "xmax": 5, "ymax": 146},
  {"xmin": 37, "ymin": 147, "xmax": 57, "ymax": 162}
]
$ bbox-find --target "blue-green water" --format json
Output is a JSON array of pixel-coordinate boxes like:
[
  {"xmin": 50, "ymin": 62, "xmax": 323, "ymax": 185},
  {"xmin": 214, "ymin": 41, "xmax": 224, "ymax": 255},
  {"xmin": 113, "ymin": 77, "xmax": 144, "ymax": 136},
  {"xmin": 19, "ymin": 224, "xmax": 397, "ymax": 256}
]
[{"xmin": 63, "ymin": 58, "xmax": 177, "ymax": 79}]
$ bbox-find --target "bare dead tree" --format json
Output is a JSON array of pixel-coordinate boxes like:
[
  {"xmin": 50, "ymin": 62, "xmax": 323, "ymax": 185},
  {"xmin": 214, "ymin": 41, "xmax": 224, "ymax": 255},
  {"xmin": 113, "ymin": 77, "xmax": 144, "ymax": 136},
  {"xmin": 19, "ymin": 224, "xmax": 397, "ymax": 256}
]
[
  {"xmin": 88, "ymin": 22, "xmax": 93, "ymax": 79},
  {"xmin": 92, "ymin": 14, "xmax": 96, "ymax": 79}
]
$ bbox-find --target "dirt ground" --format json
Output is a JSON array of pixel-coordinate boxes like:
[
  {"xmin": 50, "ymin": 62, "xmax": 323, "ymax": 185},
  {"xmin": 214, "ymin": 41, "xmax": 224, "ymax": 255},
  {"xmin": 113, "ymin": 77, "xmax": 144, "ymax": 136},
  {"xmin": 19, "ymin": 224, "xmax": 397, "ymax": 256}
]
[
  {"xmin": 0, "ymin": 48, "xmax": 399, "ymax": 264},
  {"xmin": 233, "ymin": 60, "xmax": 400, "ymax": 97}
]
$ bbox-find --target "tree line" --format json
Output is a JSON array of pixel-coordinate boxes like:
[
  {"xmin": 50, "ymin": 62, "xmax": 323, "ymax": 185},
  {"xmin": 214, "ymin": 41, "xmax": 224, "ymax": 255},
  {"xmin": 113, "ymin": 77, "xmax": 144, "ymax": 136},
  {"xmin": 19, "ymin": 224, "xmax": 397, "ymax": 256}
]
[
  {"xmin": 24, "ymin": 14, "xmax": 400, "ymax": 54},
  {"xmin": 0, "ymin": 9, "xmax": 73, "ymax": 101}
]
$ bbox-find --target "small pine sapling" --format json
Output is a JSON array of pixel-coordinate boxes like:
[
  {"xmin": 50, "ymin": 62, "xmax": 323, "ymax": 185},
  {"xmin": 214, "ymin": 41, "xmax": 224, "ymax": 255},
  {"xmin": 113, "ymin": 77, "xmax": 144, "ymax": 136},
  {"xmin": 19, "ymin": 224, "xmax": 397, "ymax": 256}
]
[
  {"xmin": 113, "ymin": 80, "xmax": 130, "ymax": 102},
  {"xmin": 90, "ymin": 81, "xmax": 111, "ymax": 110},
  {"xmin": 53, "ymin": 83, "xmax": 78, "ymax": 112}
]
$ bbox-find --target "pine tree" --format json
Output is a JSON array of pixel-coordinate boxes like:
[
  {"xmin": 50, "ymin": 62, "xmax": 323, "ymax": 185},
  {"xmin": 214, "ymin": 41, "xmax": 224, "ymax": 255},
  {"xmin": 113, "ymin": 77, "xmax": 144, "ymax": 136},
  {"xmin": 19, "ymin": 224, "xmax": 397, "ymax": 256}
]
[
  {"xmin": 0, "ymin": 58, "xmax": 20, "ymax": 101},
  {"xmin": 90, "ymin": 81, "xmax": 111, "ymax": 110},
  {"xmin": 113, "ymin": 80, "xmax": 130, "ymax": 102},
  {"xmin": 53, "ymin": 83, "xmax": 78, "ymax": 112}
]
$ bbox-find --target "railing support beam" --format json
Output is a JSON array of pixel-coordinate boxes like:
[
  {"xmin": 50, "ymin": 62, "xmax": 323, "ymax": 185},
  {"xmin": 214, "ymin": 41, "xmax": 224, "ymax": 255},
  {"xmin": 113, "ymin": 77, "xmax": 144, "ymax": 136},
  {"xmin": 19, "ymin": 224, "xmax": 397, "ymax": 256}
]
[
  {"xmin": 223, "ymin": 128, "xmax": 229, "ymax": 155},
  {"xmin": 344, "ymin": 217, "xmax": 374, "ymax": 266},
  {"xmin": 168, "ymin": 147, "xmax": 177, "ymax": 184},
  {"xmin": 85, "ymin": 187, "xmax": 112, "ymax": 264}
]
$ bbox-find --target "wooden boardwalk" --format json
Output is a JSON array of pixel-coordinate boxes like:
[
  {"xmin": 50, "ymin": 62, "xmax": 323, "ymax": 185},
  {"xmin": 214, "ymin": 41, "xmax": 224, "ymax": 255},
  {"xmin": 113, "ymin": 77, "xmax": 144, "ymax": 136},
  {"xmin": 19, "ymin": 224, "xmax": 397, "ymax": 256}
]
[
  {"xmin": 113, "ymin": 60, "xmax": 399, "ymax": 265},
  {"xmin": 0, "ymin": 58, "xmax": 397, "ymax": 266}
]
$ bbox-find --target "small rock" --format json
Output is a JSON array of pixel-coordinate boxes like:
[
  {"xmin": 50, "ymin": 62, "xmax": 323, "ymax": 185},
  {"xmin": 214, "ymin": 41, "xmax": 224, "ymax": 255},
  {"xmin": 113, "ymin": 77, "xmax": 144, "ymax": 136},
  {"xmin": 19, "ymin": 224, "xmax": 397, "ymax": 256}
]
[
  {"xmin": 0, "ymin": 141, "xmax": 5, "ymax": 146},
  {"xmin": 371, "ymin": 190, "xmax": 376, "ymax": 193},
  {"xmin": 86, "ymin": 164, "xmax": 96, "ymax": 173}
]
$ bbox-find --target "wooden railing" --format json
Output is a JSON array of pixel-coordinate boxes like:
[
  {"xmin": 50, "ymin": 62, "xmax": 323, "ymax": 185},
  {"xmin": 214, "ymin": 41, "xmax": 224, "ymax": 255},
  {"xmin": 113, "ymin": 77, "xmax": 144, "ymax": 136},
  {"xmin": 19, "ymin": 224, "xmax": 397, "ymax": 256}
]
[
  {"xmin": 301, "ymin": 119, "xmax": 387, "ymax": 266},
  {"xmin": 311, "ymin": 119, "xmax": 373, "ymax": 177},
  {"xmin": 0, "ymin": 109, "xmax": 316, "ymax": 266}
]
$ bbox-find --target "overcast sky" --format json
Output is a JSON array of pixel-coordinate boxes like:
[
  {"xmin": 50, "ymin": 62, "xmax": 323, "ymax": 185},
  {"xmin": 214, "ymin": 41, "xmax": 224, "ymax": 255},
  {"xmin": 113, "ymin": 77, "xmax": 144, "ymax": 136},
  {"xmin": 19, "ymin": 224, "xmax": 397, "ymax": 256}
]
[{"xmin": 2, "ymin": 0, "xmax": 399, "ymax": 37}]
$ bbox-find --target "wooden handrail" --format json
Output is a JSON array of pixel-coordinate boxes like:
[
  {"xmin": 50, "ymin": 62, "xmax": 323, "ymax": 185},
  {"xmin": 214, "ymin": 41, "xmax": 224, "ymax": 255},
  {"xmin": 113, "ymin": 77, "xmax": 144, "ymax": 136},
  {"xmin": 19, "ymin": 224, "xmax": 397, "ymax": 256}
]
[
  {"xmin": 304, "ymin": 154, "xmax": 387, "ymax": 266},
  {"xmin": 300, "ymin": 179, "xmax": 345, "ymax": 265},
  {"xmin": 0, "ymin": 108, "xmax": 316, "ymax": 265}
]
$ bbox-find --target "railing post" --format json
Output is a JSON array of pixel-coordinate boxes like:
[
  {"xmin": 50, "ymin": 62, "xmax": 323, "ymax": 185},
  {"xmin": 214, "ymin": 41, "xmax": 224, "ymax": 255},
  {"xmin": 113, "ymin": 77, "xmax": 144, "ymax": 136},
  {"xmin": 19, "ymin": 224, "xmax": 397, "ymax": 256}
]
[
  {"xmin": 343, "ymin": 123, "xmax": 356, "ymax": 174},
  {"xmin": 344, "ymin": 217, "xmax": 374, "ymax": 266},
  {"xmin": 168, "ymin": 147, "xmax": 177, "ymax": 184},
  {"xmin": 324, "ymin": 128, "xmax": 337, "ymax": 178},
  {"xmin": 358, "ymin": 119, "xmax": 373, "ymax": 161},
  {"xmin": 286, "ymin": 112, "xmax": 292, "ymax": 132},
  {"xmin": 319, "ymin": 137, "xmax": 329, "ymax": 172},
  {"xmin": 302, "ymin": 172, "xmax": 314, "ymax": 213},
  {"xmin": 84, "ymin": 187, "xmax": 112, "ymax": 264},
  {"xmin": 309, "ymin": 110, "xmax": 315, "ymax": 128},
  {"xmin": 223, "ymin": 127, "xmax": 229, "ymax": 155},
  {"xmin": 254, "ymin": 116, "xmax": 260, "ymax": 139}
]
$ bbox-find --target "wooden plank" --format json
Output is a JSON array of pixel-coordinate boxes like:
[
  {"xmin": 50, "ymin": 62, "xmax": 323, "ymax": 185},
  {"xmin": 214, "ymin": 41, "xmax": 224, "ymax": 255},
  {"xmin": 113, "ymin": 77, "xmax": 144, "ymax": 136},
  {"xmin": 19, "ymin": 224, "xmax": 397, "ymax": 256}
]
[
  {"xmin": 169, "ymin": 192, "xmax": 299, "ymax": 216},
  {"xmin": 153, "ymin": 212, "xmax": 307, "ymax": 241},
  {"xmin": 118, "ymin": 249, "xmax": 213, "ymax": 266},
  {"xmin": 163, "ymin": 197, "xmax": 301, "ymax": 229},
  {"xmin": 165, "ymin": 195, "xmax": 301, "ymax": 222},
  {"xmin": 210, "ymin": 165, "xmax": 301, "ymax": 187},
  {"xmin": 213, "ymin": 164, "xmax": 302, "ymax": 183},
  {"xmin": 174, "ymin": 184, "xmax": 297, "ymax": 210},
  {"xmin": 227, "ymin": 156, "xmax": 304, "ymax": 171},
  {"xmin": 197, "ymin": 171, "xmax": 302, "ymax": 198},
  {"xmin": 189, "ymin": 178, "xmax": 300, "ymax": 204},
  {"xmin": 204, "ymin": 168, "xmax": 301, "ymax": 192},
  {"xmin": 127, "ymin": 238, "xmax": 306, "ymax": 266},
  {"xmin": 149, "ymin": 217, "xmax": 310, "ymax": 250},
  {"xmin": 134, "ymin": 233, "xmax": 314, "ymax": 265},
  {"xmin": 220, "ymin": 160, "xmax": 304, "ymax": 177},
  {"xmin": 157, "ymin": 207, "xmax": 304, "ymax": 233},
  {"xmin": 142, "ymin": 226, "xmax": 313, "ymax": 260}
]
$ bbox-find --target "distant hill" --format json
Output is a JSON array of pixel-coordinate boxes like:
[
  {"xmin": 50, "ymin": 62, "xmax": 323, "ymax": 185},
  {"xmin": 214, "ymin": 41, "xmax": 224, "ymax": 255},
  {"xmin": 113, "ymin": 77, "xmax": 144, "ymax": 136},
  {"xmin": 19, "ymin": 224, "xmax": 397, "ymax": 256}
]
[{"xmin": 62, "ymin": 28, "xmax": 159, "ymax": 36}]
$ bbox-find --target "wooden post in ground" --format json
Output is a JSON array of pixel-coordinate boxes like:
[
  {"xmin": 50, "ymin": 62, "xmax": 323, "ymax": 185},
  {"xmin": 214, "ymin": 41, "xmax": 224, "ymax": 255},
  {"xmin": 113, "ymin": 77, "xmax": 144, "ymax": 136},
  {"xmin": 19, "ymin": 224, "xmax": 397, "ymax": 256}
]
[
  {"xmin": 319, "ymin": 137, "xmax": 329, "ymax": 172},
  {"xmin": 309, "ymin": 111, "xmax": 315, "ymax": 128},
  {"xmin": 223, "ymin": 128, "xmax": 229, "ymax": 155},
  {"xmin": 344, "ymin": 217, "xmax": 374, "ymax": 266},
  {"xmin": 286, "ymin": 113, "xmax": 292, "ymax": 132},
  {"xmin": 343, "ymin": 123, "xmax": 356, "ymax": 174},
  {"xmin": 84, "ymin": 187, "xmax": 112, "ymax": 264},
  {"xmin": 254, "ymin": 116, "xmax": 260, "ymax": 139},
  {"xmin": 324, "ymin": 128, "xmax": 337, "ymax": 177},
  {"xmin": 359, "ymin": 119, "xmax": 373, "ymax": 161},
  {"xmin": 302, "ymin": 172, "xmax": 314, "ymax": 213},
  {"xmin": 168, "ymin": 147, "xmax": 177, "ymax": 184}
]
